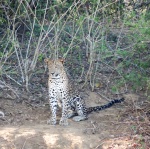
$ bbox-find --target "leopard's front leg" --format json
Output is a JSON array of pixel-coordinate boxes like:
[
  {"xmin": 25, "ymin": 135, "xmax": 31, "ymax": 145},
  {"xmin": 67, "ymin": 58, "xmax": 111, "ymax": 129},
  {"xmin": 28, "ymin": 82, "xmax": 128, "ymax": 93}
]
[
  {"xmin": 47, "ymin": 96, "xmax": 58, "ymax": 125},
  {"xmin": 59, "ymin": 100, "xmax": 69, "ymax": 126}
]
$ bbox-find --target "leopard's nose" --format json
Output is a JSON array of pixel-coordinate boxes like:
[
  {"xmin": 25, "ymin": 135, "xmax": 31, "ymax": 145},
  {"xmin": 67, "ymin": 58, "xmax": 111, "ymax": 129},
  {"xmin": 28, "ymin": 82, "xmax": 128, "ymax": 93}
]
[{"xmin": 51, "ymin": 72, "xmax": 54, "ymax": 75}]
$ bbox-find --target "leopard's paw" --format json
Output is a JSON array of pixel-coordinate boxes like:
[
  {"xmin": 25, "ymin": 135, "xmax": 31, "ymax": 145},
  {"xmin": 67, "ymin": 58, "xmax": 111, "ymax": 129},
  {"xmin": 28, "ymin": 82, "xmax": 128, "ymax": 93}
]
[
  {"xmin": 72, "ymin": 116, "xmax": 87, "ymax": 122},
  {"xmin": 47, "ymin": 119, "xmax": 56, "ymax": 125},
  {"xmin": 59, "ymin": 118, "xmax": 68, "ymax": 126}
]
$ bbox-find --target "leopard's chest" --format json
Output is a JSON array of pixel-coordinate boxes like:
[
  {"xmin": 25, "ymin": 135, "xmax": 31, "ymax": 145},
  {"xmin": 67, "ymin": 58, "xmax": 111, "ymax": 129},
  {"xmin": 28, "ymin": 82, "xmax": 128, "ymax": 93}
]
[{"xmin": 48, "ymin": 79, "xmax": 69, "ymax": 99}]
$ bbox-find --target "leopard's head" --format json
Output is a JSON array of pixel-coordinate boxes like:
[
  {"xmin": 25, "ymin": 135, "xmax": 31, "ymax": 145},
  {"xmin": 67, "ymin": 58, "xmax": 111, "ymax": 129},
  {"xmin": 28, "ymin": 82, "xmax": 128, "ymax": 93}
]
[{"xmin": 44, "ymin": 58, "xmax": 65, "ymax": 79}]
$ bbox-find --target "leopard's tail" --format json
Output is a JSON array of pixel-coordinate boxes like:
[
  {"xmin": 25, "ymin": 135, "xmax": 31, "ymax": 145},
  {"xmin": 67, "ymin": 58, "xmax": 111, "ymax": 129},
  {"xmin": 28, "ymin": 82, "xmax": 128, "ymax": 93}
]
[{"xmin": 87, "ymin": 98, "xmax": 125, "ymax": 114}]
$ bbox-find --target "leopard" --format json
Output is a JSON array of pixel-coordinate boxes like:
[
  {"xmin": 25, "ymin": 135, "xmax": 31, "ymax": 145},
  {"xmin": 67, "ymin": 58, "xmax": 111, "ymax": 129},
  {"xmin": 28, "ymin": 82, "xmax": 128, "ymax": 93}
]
[{"xmin": 44, "ymin": 58, "xmax": 124, "ymax": 126}]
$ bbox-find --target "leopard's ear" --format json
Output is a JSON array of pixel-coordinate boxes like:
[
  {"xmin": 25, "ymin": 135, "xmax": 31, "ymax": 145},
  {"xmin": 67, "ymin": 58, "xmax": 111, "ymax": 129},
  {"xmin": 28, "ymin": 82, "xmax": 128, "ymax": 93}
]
[
  {"xmin": 59, "ymin": 58, "xmax": 65, "ymax": 64},
  {"xmin": 44, "ymin": 58, "xmax": 49, "ymax": 64}
]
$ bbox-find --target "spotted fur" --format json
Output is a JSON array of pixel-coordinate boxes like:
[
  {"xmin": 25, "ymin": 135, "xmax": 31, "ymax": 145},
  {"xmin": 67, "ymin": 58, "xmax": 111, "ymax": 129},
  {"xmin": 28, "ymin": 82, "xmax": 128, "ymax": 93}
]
[
  {"xmin": 67, "ymin": 97, "xmax": 125, "ymax": 122},
  {"xmin": 45, "ymin": 58, "xmax": 124, "ymax": 125}
]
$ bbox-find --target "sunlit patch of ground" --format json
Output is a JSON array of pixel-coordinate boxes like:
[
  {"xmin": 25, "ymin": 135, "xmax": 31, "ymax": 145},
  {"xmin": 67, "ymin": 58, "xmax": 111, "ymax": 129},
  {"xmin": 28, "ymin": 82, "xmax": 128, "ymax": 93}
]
[
  {"xmin": 0, "ymin": 93, "xmax": 149, "ymax": 149},
  {"xmin": 0, "ymin": 125, "xmax": 147, "ymax": 149}
]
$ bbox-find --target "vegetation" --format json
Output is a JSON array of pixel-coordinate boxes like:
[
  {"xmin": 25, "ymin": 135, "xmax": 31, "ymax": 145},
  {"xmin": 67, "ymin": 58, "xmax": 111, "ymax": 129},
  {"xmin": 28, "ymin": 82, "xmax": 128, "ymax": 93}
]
[{"xmin": 0, "ymin": 0, "xmax": 149, "ymax": 95}]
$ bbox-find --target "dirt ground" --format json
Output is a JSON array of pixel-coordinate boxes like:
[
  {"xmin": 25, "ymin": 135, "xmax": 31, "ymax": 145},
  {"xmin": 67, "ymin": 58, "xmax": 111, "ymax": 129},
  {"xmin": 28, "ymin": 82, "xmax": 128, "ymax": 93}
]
[{"xmin": 0, "ymin": 91, "xmax": 149, "ymax": 149}]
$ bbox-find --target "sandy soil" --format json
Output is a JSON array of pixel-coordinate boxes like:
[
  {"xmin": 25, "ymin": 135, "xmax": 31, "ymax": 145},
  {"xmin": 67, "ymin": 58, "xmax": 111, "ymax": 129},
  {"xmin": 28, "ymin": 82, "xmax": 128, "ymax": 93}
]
[{"xmin": 0, "ymin": 92, "xmax": 148, "ymax": 149}]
